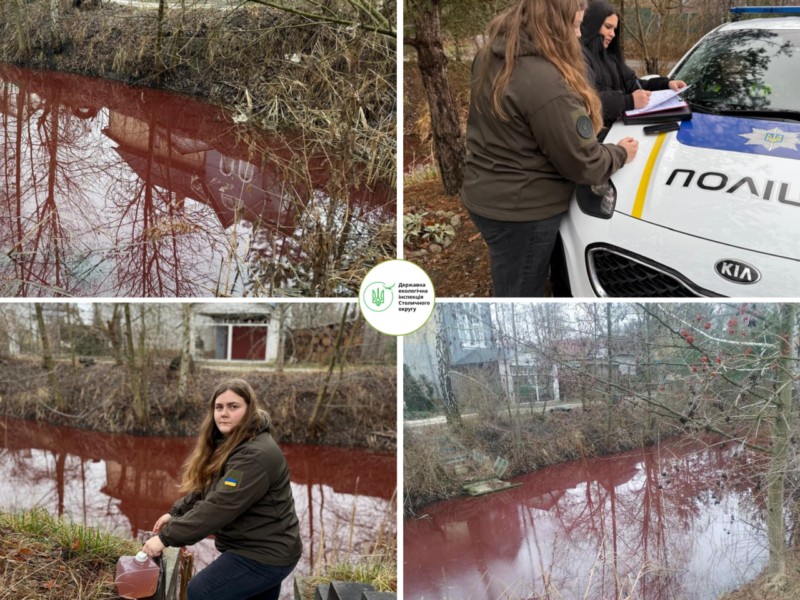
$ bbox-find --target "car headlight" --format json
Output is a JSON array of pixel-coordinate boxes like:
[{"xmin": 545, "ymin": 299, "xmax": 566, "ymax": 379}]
[{"xmin": 575, "ymin": 181, "xmax": 616, "ymax": 219}]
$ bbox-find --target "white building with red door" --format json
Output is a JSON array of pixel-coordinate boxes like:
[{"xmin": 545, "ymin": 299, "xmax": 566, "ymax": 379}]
[{"xmin": 195, "ymin": 304, "xmax": 280, "ymax": 362}]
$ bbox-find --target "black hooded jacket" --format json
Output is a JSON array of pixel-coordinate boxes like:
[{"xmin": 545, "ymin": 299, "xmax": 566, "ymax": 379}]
[{"xmin": 580, "ymin": 0, "xmax": 671, "ymax": 125}]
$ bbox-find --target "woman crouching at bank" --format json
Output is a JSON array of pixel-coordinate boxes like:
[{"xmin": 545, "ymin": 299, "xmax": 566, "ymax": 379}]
[{"xmin": 142, "ymin": 379, "xmax": 301, "ymax": 600}]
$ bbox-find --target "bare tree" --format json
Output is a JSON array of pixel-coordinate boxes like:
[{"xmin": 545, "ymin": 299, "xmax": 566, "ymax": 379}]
[
  {"xmin": 124, "ymin": 303, "xmax": 148, "ymax": 428},
  {"xmin": 106, "ymin": 304, "xmax": 124, "ymax": 366},
  {"xmin": 605, "ymin": 303, "xmax": 614, "ymax": 439},
  {"xmin": 434, "ymin": 303, "xmax": 461, "ymax": 426},
  {"xmin": 307, "ymin": 303, "xmax": 351, "ymax": 437},
  {"xmin": 767, "ymin": 302, "xmax": 796, "ymax": 575},
  {"xmin": 35, "ymin": 303, "xmax": 65, "ymax": 411},
  {"xmin": 13, "ymin": 0, "xmax": 29, "ymax": 55},
  {"xmin": 275, "ymin": 304, "xmax": 289, "ymax": 374},
  {"xmin": 176, "ymin": 303, "xmax": 193, "ymax": 415},
  {"xmin": 405, "ymin": 0, "xmax": 464, "ymax": 194}
]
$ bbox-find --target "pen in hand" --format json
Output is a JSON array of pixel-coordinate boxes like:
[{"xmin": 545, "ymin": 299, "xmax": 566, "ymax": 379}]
[{"xmin": 632, "ymin": 78, "xmax": 651, "ymax": 109}]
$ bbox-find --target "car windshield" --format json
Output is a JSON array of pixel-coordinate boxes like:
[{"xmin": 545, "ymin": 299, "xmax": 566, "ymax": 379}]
[{"xmin": 672, "ymin": 26, "xmax": 800, "ymax": 114}]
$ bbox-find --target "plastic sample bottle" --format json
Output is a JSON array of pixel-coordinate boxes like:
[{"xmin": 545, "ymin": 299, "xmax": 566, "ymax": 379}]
[{"xmin": 115, "ymin": 551, "xmax": 161, "ymax": 599}]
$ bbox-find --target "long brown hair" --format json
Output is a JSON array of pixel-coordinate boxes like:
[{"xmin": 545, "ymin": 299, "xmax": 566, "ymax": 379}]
[
  {"xmin": 178, "ymin": 379, "xmax": 270, "ymax": 494},
  {"xmin": 480, "ymin": 0, "xmax": 603, "ymax": 132}
]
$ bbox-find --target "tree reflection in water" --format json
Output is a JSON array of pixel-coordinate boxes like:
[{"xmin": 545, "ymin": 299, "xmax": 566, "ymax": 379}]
[
  {"xmin": 405, "ymin": 437, "xmax": 769, "ymax": 600},
  {"xmin": 0, "ymin": 65, "xmax": 393, "ymax": 297},
  {"xmin": 0, "ymin": 418, "xmax": 395, "ymax": 599}
]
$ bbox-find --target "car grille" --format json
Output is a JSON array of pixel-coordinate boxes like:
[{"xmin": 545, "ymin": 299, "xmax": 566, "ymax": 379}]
[{"xmin": 587, "ymin": 247, "xmax": 706, "ymax": 297}]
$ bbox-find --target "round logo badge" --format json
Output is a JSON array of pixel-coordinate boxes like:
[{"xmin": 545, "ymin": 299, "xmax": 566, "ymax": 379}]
[
  {"xmin": 576, "ymin": 115, "xmax": 594, "ymax": 139},
  {"xmin": 363, "ymin": 282, "xmax": 395, "ymax": 312},
  {"xmin": 359, "ymin": 260, "xmax": 435, "ymax": 336}
]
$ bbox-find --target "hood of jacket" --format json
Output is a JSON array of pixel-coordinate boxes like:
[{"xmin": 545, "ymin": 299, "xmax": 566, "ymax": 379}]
[
  {"xmin": 251, "ymin": 408, "xmax": 271, "ymax": 436},
  {"xmin": 581, "ymin": 0, "xmax": 622, "ymax": 59},
  {"xmin": 489, "ymin": 28, "xmax": 538, "ymax": 60}
]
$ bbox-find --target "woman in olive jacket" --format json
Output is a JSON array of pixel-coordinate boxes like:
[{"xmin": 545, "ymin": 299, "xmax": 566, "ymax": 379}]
[
  {"xmin": 581, "ymin": 0, "xmax": 686, "ymax": 127},
  {"xmin": 462, "ymin": 0, "xmax": 638, "ymax": 297},
  {"xmin": 142, "ymin": 379, "xmax": 301, "ymax": 600}
]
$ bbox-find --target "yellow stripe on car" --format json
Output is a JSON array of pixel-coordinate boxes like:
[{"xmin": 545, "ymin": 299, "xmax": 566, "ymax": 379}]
[{"xmin": 632, "ymin": 132, "xmax": 667, "ymax": 219}]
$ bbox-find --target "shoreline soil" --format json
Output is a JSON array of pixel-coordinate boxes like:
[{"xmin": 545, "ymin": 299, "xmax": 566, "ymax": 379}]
[
  {"xmin": 0, "ymin": 358, "xmax": 396, "ymax": 451},
  {"xmin": 405, "ymin": 404, "xmax": 692, "ymax": 513}
]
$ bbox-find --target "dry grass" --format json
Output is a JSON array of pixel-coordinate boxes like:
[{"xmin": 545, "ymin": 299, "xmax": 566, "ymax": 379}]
[
  {"xmin": 0, "ymin": 2, "xmax": 395, "ymax": 185},
  {"xmin": 0, "ymin": 358, "xmax": 397, "ymax": 450},
  {"xmin": 403, "ymin": 428, "xmax": 461, "ymax": 513},
  {"xmin": 0, "ymin": 2, "xmax": 396, "ymax": 297},
  {"xmin": 303, "ymin": 498, "xmax": 397, "ymax": 597},
  {"xmin": 720, "ymin": 551, "xmax": 800, "ymax": 600},
  {"xmin": 0, "ymin": 508, "xmax": 139, "ymax": 600},
  {"xmin": 403, "ymin": 403, "xmax": 674, "ymax": 513},
  {"xmin": 298, "ymin": 485, "xmax": 397, "ymax": 599}
]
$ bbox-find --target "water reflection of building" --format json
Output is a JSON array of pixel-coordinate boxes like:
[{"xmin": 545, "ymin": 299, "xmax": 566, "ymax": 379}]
[
  {"xmin": 0, "ymin": 83, "xmax": 43, "ymax": 119},
  {"xmin": 103, "ymin": 112, "xmax": 300, "ymax": 232},
  {"xmin": 0, "ymin": 63, "xmax": 393, "ymax": 298}
]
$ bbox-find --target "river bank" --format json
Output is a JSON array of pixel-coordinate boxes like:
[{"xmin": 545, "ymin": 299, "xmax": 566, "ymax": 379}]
[
  {"xmin": 0, "ymin": 358, "xmax": 396, "ymax": 451},
  {"xmin": 405, "ymin": 434, "xmax": 769, "ymax": 599},
  {"xmin": 0, "ymin": 508, "xmax": 139, "ymax": 600},
  {"xmin": 404, "ymin": 403, "xmax": 688, "ymax": 513},
  {"xmin": 1, "ymin": 507, "xmax": 396, "ymax": 600},
  {"xmin": 0, "ymin": 1, "xmax": 396, "ymax": 186},
  {"xmin": 720, "ymin": 550, "xmax": 800, "ymax": 600}
]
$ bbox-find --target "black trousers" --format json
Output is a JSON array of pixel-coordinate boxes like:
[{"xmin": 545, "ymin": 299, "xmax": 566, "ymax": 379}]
[{"xmin": 468, "ymin": 211, "xmax": 565, "ymax": 297}]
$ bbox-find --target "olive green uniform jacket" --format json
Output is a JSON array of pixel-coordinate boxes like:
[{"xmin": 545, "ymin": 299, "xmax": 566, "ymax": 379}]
[
  {"xmin": 158, "ymin": 429, "xmax": 302, "ymax": 567},
  {"xmin": 461, "ymin": 33, "xmax": 628, "ymax": 222}
]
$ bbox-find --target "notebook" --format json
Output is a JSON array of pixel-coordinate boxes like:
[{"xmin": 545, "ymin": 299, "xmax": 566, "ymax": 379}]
[{"xmin": 623, "ymin": 104, "xmax": 692, "ymax": 125}]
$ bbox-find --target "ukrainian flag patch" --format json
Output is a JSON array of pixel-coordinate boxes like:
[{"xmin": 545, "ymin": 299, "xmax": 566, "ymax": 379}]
[{"xmin": 221, "ymin": 469, "xmax": 243, "ymax": 490}]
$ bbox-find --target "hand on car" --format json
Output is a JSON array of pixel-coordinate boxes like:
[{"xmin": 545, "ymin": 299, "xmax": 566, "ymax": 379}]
[
  {"xmin": 632, "ymin": 89, "xmax": 651, "ymax": 108},
  {"xmin": 669, "ymin": 80, "xmax": 688, "ymax": 91},
  {"xmin": 617, "ymin": 137, "xmax": 639, "ymax": 163}
]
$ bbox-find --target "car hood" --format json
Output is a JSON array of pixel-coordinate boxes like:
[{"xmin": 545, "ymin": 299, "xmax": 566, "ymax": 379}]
[{"xmin": 605, "ymin": 112, "xmax": 800, "ymax": 261}]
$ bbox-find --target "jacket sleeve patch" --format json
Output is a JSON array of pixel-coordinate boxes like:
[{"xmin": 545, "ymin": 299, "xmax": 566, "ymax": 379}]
[
  {"xmin": 576, "ymin": 116, "xmax": 594, "ymax": 139},
  {"xmin": 569, "ymin": 108, "xmax": 597, "ymax": 147},
  {"xmin": 220, "ymin": 469, "xmax": 244, "ymax": 491}
]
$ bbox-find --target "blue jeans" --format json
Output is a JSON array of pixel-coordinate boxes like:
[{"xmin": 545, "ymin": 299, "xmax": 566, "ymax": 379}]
[
  {"xmin": 468, "ymin": 211, "xmax": 564, "ymax": 297},
  {"xmin": 187, "ymin": 551, "xmax": 296, "ymax": 600}
]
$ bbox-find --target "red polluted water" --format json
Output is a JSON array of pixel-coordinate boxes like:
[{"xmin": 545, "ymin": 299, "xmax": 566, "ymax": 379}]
[
  {"xmin": 0, "ymin": 418, "xmax": 396, "ymax": 600},
  {"xmin": 405, "ymin": 437, "xmax": 768, "ymax": 600},
  {"xmin": 0, "ymin": 63, "xmax": 394, "ymax": 297}
]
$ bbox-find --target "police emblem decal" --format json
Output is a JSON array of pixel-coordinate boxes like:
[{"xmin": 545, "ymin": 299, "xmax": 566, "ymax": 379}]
[
  {"xmin": 739, "ymin": 127, "xmax": 799, "ymax": 151},
  {"xmin": 576, "ymin": 116, "xmax": 593, "ymax": 139}
]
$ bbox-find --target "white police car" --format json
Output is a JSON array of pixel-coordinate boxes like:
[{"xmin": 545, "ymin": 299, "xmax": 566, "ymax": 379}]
[{"xmin": 560, "ymin": 7, "xmax": 800, "ymax": 297}]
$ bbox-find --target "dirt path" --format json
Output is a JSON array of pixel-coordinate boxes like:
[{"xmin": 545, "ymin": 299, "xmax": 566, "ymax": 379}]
[{"xmin": 405, "ymin": 402, "xmax": 582, "ymax": 429}]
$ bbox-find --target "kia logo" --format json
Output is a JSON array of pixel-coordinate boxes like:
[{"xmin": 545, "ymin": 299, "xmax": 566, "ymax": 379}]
[{"xmin": 714, "ymin": 259, "xmax": 761, "ymax": 284}]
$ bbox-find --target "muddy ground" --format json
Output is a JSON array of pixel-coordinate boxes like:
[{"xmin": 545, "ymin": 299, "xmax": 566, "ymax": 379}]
[{"xmin": 0, "ymin": 358, "xmax": 396, "ymax": 451}]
